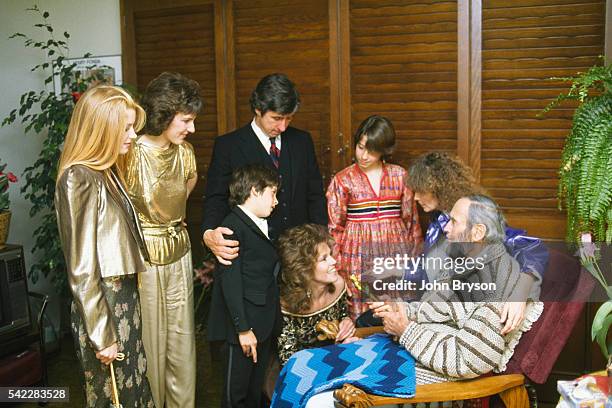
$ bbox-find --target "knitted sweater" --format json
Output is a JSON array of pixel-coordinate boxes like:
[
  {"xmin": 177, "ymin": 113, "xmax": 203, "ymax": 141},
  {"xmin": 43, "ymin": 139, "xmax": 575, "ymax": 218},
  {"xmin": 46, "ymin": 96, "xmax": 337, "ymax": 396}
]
[{"xmin": 399, "ymin": 242, "xmax": 543, "ymax": 384}]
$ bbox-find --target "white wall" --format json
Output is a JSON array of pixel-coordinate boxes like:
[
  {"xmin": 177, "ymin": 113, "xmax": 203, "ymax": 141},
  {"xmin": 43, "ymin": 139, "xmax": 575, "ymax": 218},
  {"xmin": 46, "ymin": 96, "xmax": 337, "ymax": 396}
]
[{"xmin": 0, "ymin": 0, "xmax": 121, "ymax": 331}]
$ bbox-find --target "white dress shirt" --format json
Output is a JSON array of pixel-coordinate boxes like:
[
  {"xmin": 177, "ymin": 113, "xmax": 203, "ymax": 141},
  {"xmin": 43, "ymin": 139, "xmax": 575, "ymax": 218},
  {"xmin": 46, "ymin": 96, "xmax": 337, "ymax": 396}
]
[
  {"xmin": 251, "ymin": 118, "xmax": 282, "ymax": 152},
  {"xmin": 238, "ymin": 204, "xmax": 269, "ymax": 239}
]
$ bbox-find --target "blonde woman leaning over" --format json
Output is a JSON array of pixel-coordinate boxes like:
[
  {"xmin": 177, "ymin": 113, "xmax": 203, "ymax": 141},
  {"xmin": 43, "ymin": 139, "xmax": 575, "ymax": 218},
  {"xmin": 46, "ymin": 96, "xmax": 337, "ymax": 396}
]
[
  {"xmin": 122, "ymin": 72, "xmax": 201, "ymax": 408},
  {"xmin": 55, "ymin": 86, "xmax": 154, "ymax": 407}
]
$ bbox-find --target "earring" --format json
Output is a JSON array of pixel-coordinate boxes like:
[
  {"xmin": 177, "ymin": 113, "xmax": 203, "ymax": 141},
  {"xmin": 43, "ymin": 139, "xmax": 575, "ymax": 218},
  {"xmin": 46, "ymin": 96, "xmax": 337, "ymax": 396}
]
[{"xmin": 306, "ymin": 289, "xmax": 312, "ymax": 300}]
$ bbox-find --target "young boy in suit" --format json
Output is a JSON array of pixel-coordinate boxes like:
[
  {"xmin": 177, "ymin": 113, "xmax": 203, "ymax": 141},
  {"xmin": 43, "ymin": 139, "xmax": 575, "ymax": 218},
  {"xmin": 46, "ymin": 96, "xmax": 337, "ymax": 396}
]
[{"xmin": 207, "ymin": 164, "xmax": 281, "ymax": 408}]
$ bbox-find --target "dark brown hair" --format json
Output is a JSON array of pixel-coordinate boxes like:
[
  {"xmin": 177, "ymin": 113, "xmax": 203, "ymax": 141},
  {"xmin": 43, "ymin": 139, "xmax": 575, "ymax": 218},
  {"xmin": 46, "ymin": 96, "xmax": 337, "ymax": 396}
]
[
  {"xmin": 249, "ymin": 73, "xmax": 300, "ymax": 115},
  {"xmin": 353, "ymin": 115, "xmax": 396, "ymax": 159},
  {"xmin": 140, "ymin": 72, "xmax": 202, "ymax": 136},
  {"xmin": 228, "ymin": 164, "xmax": 279, "ymax": 206},
  {"xmin": 279, "ymin": 224, "xmax": 335, "ymax": 314},
  {"xmin": 407, "ymin": 152, "xmax": 483, "ymax": 212}
]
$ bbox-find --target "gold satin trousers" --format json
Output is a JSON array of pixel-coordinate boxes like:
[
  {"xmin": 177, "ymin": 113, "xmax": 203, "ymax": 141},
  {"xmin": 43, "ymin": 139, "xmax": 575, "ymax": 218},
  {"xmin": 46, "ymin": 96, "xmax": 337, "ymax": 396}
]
[{"xmin": 139, "ymin": 250, "xmax": 196, "ymax": 408}]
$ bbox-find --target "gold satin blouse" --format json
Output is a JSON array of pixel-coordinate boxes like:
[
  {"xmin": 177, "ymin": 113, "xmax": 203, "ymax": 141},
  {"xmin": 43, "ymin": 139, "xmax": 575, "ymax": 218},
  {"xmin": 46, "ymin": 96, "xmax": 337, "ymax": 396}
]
[
  {"xmin": 55, "ymin": 165, "xmax": 148, "ymax": 350},
  {"xmin": 124, "ymin": 139, "xmax": 197, "ymax": 265}
]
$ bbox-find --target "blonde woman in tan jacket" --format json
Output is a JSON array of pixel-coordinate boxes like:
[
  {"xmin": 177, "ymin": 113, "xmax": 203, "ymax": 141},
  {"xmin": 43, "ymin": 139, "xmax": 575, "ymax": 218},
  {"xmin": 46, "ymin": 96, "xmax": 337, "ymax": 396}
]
[{"xmin": 55, "ymin": 85, "xmax": 154, "ymax": 407}]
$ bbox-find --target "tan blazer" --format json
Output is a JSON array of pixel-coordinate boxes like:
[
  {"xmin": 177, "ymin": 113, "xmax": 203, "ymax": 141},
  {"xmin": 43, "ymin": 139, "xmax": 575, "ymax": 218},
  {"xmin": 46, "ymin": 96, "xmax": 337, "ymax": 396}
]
[{"xmin": 55, "ymin": 164, "xmax": 149, "ymax": 350}]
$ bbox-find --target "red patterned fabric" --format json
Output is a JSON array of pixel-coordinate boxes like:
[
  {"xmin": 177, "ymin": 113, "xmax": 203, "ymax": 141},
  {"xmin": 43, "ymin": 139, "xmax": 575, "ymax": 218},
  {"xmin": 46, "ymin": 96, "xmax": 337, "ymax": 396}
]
[
  {"xmin": 269, "ymin": 137, "xmax": 280, "ymax": 168},
  {"xmin": 327, "ymin": 163, "xmax": 423, "ymax": 319}
]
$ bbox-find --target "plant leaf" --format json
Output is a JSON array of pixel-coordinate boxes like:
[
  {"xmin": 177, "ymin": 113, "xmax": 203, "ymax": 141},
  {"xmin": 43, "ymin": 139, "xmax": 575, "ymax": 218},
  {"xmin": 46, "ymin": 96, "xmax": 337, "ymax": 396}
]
[
  {"xmin": 594, "ymin": 313, "xmax": 612, "ymax": 359},
  {"xmin": 592, "ymin": 300, "xmax": 612, "ymax": 341}
]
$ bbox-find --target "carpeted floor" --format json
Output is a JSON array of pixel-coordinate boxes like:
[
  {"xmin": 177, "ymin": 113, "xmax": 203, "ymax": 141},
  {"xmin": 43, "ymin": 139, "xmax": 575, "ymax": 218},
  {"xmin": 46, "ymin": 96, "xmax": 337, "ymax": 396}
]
[{"xmin": 18, "ymin": 330, "xmax": 223, "ymax": 407}]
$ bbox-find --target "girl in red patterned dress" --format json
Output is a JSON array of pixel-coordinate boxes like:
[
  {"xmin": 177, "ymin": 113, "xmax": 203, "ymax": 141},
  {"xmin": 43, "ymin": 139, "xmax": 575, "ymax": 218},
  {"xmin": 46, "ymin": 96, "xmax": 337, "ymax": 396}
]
[{"xmin": 327, "ymin": 115, "xmax": 423, "ymax": 320}]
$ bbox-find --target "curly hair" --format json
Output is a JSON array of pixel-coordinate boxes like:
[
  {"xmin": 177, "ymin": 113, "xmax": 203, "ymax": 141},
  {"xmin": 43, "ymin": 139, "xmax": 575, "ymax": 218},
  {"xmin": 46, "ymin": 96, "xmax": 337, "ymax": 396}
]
[
  {"xmin": 140, "ymin": 72, "xmax": 202, "ymax": 136},
  {"xmin": 278, "ymin": 224, "xmax": 336, "ymax": 314},
  {"xmin": 406, "ymin": 152, "xmax": 483, "ymax": 213}
]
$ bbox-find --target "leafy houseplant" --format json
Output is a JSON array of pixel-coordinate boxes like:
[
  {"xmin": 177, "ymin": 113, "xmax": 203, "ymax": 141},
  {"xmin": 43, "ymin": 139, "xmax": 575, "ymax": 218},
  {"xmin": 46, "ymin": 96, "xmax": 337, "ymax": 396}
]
[
  {"xmin": 543, "ymin": 61, "xmax": 612, "ymax": 359},
  {"xmin": 543, "ymin": 62, "xmax": 612, "ymax": 244},
  {"xmin": 2, "ymin": 6, "xmax": 102, "ymax": 292}
]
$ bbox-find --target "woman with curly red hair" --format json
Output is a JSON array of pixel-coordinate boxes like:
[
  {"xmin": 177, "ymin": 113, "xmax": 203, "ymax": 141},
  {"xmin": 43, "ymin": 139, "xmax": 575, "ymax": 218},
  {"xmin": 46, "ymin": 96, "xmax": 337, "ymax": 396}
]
[{"xmin": 277, "ymin": 224, "xmax": 359, "ymax": 365}]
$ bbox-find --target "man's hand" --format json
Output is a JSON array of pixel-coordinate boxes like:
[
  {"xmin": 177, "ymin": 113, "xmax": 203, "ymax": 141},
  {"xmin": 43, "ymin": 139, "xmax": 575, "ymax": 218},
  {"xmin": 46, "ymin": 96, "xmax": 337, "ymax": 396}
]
[
  {"xmin": 500, "ymin": 302, "xmax": 526, "ymax": 335},
  {"xmin": 95, "ymin": 342, "xmax": 118, "ymax": 365},
  {"xmin": 336, "ymin": 317, "xmax": 356, "ymax": 343},
  {"xmin": 378, "ymin": 303, "xmax": 410, "ymax": 338},
  {"xmin": 203, "ymin": 227, "xmax": 239, "ymax": 265},
  {"xmin": 238, "ymin": 330, "xmax": 258, "ymax": 363}
]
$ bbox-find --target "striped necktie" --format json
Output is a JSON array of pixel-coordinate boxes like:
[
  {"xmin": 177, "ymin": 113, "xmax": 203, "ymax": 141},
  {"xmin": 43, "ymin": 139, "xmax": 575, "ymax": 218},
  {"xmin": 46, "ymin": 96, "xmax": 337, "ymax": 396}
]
[{"xmin": 269, "ymin": 137, "xmax": 280, "ymax": 168}]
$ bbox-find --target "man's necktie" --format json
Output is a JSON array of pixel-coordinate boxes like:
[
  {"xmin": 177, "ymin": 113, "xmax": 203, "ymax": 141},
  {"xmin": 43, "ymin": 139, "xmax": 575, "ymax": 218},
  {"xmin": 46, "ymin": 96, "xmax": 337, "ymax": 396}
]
[{"xmin": 269, "ymin": 137, "xmax": 280, "ymax": 168}]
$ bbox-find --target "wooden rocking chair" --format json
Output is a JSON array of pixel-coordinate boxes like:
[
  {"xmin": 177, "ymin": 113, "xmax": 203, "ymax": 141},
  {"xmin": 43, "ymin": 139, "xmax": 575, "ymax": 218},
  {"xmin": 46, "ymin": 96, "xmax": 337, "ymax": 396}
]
[{"xmin": 334, "ymin": 248, "xmax": 595, "ymax": 408}]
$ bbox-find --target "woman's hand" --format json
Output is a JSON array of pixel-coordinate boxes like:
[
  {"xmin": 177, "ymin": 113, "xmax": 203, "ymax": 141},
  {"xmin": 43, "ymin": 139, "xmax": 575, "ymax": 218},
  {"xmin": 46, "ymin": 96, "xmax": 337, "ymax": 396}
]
[
  {"xmin": 336, "ymin": 317, "xmax": 356, "ymax": 343},
  {"xmin": 378, "ymin": 304, "xmax": 410, "ymax": 338},
  {"xmin": 369, "ymin": 301, "xmax": 393, "ymax": 318},
  {"xmin": 500, "ymin": 302, "xmax": 526, "ymax": 335},
  {"xmin": 95, "ymin": 342, "xmax": 118, "ymax": 365}
]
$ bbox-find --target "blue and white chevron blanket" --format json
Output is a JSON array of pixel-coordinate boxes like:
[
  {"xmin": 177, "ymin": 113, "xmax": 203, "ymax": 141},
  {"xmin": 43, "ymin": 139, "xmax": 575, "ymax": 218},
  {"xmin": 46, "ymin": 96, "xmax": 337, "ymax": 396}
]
[{"xmin": 270, "ymin": 334, "xmax": 416, "ymax": 408}]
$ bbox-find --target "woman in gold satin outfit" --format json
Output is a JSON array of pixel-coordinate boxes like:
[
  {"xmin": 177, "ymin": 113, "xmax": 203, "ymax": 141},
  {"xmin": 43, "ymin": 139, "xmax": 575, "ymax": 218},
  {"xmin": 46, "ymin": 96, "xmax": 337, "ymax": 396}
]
[
  {"xmin": 123, "ymin": 72, "xmax": 201, "ymax": 408},
  {"xmin": 55, "ymin": 86, "xmax": 155, "ymax": 407}
]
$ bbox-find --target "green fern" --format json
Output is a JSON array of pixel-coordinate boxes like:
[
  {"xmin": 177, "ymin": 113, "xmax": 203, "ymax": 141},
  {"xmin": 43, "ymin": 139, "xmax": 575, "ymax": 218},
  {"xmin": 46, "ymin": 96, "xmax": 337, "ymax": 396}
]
[{"xmin": 549, "ymin": 61, "xmax": 612, "ymax": 243}]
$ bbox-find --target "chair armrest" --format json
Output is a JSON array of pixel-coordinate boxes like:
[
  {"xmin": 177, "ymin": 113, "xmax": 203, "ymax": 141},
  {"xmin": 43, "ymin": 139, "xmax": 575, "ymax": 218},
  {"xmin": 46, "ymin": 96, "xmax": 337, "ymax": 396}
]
[
  {"xmin": 28, "ymin": 291, "xmax": 49, "ymax": 331},
  {"xmin": 333, "ymin": 374, "xmax": 526, "ymax": 407},
  {"xmin": 355, "ymin": 326, "xmax": 385, "ymax": 338}
]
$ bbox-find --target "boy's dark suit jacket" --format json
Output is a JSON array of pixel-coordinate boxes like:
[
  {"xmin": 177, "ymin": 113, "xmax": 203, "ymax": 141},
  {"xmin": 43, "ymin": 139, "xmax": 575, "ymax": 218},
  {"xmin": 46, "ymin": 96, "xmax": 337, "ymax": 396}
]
[
  {"xmin": 207, "ymin": 206, "xmax": 281, "ymax": 344},
  {"xmin": 201, "ymin": 124, "xmax": 327, "ymax": 241}
]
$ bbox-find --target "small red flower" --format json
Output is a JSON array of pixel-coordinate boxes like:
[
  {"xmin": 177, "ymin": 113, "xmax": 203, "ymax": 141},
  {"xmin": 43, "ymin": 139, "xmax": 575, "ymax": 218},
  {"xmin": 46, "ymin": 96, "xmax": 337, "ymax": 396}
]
[
  {"xmin": 71, "ymin": 92, "xmax": 82, "ymax": 103},
  {"xmin": 6, "ymin": 172, "xmax": 17, "ymax": 183}
]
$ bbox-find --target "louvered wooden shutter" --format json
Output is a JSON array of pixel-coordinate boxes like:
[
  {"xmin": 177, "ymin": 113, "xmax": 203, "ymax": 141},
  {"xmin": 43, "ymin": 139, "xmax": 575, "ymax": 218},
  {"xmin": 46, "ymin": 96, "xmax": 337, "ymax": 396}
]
[
  {"xmin": 350, "ymin": 0, "xmax": 459, "ymax": 170},
  {"xmin": 481, "ymin": 0, "xmax": 606, "ymax": 239},
  {"xmin": 232, "ymin": 0, "xmax": 333, "ymax": 180},
  {"xmin": 131, "ymin": 4, "xmax": 218, "ymax": 225}
]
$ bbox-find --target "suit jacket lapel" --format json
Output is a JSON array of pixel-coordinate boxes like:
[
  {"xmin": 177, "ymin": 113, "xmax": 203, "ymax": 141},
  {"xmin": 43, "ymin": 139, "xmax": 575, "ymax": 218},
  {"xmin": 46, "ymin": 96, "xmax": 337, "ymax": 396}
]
[
  {"xmin": 232, "ymin": 206, "xmax": 274, "ymax": 247},
  {"xmin": 281, "ymin": 130, "xmax": 298, "ymax": 202},
  {"xmin": 237, "ymin": 124, "xmax": 275, "ymax": 166}
]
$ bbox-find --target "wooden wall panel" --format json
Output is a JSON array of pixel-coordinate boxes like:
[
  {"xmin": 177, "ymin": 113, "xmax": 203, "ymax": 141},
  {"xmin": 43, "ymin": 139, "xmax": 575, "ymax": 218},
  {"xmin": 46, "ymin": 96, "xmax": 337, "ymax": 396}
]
[
  {"xmin": 481, "ymin": 0, "xmax": 606, "ymax": 239},
  {"xmin": 126, "ymin": 2, "xmax": 218, "ymax": 247},
  {"xmin": 349, "ymin": 0, "xmax": 458, "ymax": 170},
  {"xmin": 232, "ymin": 0, "xmax": 333, "ymax": 182}
]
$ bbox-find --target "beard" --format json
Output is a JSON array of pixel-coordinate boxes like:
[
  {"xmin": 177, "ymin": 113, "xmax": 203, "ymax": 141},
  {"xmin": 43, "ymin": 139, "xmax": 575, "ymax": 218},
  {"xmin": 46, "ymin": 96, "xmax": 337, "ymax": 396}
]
[{"xmin": 447, "ymin": 229, "xmax": 475, "ymax": 258}]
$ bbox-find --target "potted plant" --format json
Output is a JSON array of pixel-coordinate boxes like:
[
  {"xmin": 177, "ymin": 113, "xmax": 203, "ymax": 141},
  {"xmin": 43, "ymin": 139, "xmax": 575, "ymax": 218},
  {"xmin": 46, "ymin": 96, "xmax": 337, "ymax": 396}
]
[
  {"xmin": 0, "ymin": 160, "xmax": 18, "ymax": 248},
  {"xmin": 2, "ymin": 6, "xmax": 104, "ymax": 292},
  {"xmin": 543, "ymin": 61, "xmax": 612, "ymax": 361}
]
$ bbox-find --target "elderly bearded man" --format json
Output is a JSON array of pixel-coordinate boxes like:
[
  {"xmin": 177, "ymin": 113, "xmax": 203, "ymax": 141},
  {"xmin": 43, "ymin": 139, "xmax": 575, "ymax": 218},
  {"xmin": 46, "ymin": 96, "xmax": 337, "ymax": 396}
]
[{"xmin": 303, "ymin": 195, "xmax": 543, "ymax": 407}]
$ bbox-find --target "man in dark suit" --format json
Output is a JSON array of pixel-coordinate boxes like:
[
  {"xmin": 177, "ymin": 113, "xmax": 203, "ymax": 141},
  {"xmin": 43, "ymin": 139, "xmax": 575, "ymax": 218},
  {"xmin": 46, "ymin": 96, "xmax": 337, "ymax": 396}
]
[
  {"xmin": 207, "ymin": 165, "xmax": 282, "ymax": 408},
  {"xmin": 201, "ymin": 73, "xmax": 327, "ymax": 264}
]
